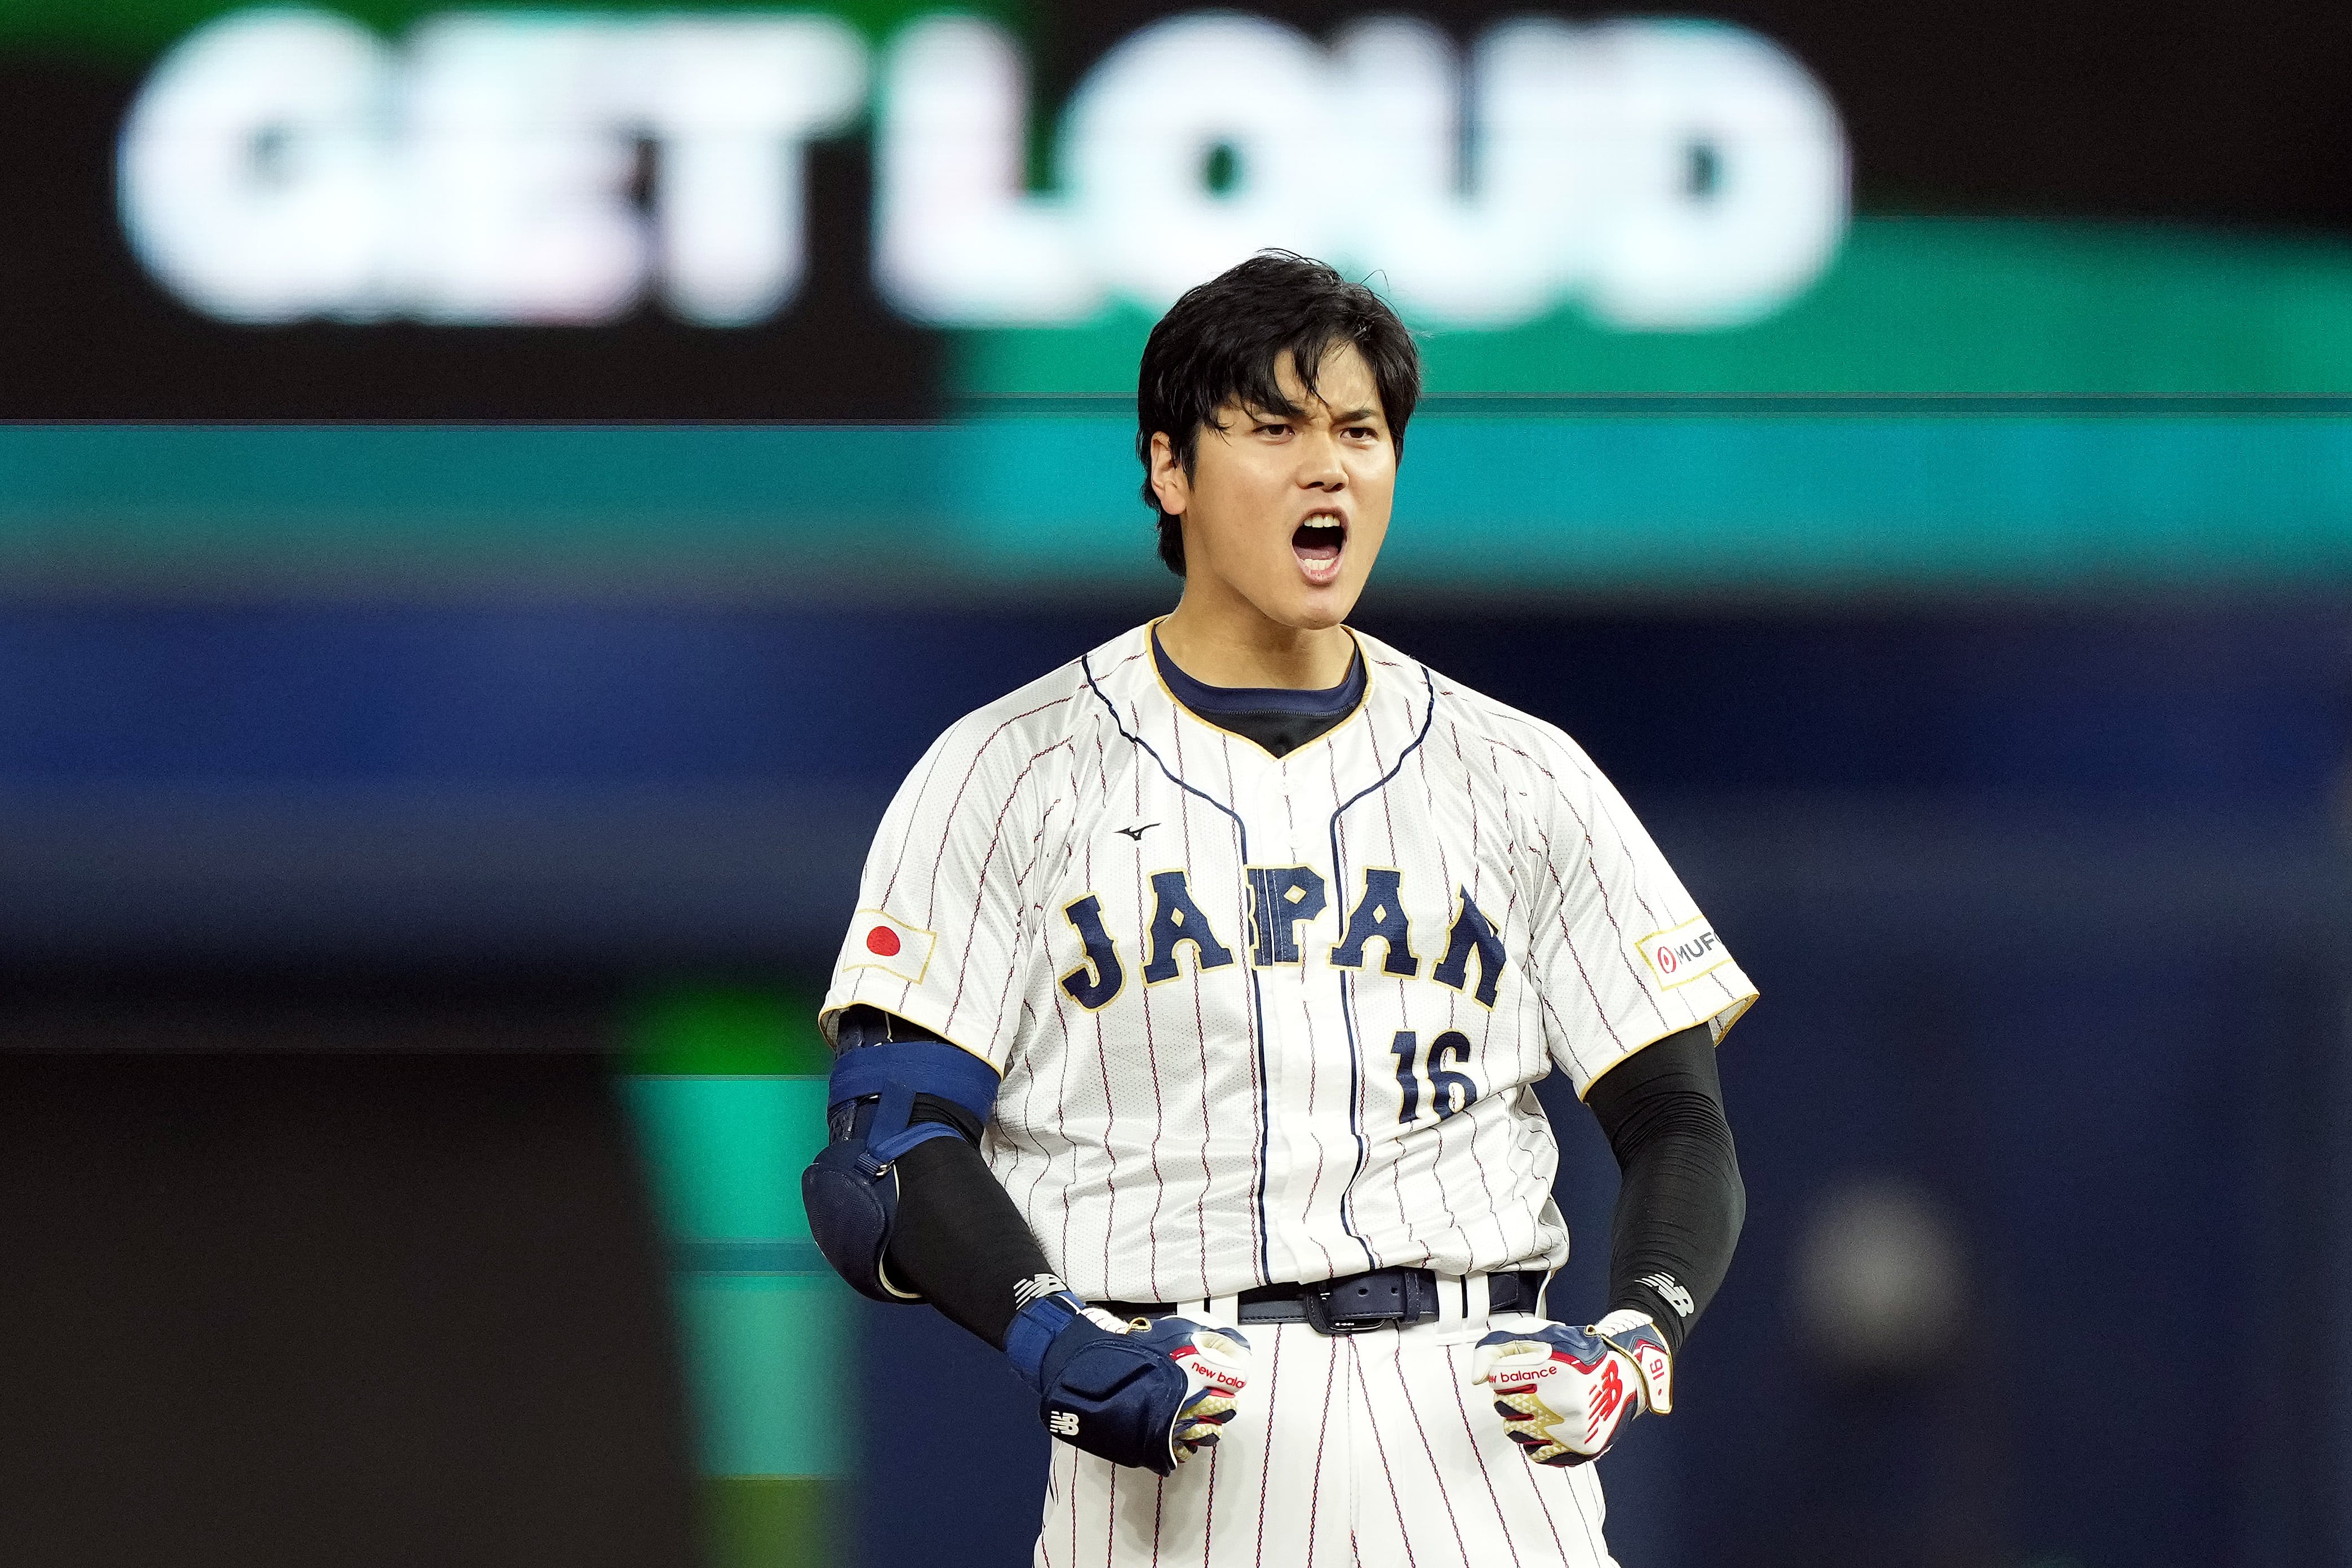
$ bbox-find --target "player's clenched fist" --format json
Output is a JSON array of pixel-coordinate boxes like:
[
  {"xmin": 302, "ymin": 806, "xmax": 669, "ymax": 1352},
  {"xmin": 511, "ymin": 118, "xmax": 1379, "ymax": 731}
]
[
  {"xmin": 1005, "ymin": 1286, "xmax": 1251, "ymax": 1475},
  {"xmin": 1472, "ymin": 1311, "xmax": 1673, "ymax": 1466}
]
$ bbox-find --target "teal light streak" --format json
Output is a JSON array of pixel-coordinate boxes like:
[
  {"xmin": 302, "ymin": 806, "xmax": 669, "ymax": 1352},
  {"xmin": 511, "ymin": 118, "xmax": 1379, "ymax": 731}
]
[
  {"xmin": 948, "ymin": 412, "xmax": 2352, "ymax": 588},
  {"xmin": 627, "ymin": 1074, "xmax": 847, "ymax": 1481},
  {"xmin": 5, "ymin": 417, "xmax": 2351, "ymax": 590}
]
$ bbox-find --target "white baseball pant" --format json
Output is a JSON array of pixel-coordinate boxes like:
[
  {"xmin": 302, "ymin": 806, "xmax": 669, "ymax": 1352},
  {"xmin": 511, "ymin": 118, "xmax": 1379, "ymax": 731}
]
[{"xmin": 1032, "ymin": 1284, "xmax": 1621, "ymax": 1568}]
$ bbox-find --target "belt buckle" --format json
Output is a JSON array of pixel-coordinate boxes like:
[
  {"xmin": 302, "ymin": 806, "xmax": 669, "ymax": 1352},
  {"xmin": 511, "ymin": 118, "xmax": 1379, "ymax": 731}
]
[
  {"xmin": 1300, "ymin": 1271, "xmax": 1414, "ymax": 1336},
  {"xmin": 1299, "ymin": 1285, "xmax": 1384, "ymax": 1335}
]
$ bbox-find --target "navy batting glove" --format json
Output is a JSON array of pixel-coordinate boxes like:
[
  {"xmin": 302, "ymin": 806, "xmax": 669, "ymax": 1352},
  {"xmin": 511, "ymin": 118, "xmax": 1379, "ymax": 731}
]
[{"xmin": 1005, "ymin": 1289, "xmax": 1251, "ymax": 1474}]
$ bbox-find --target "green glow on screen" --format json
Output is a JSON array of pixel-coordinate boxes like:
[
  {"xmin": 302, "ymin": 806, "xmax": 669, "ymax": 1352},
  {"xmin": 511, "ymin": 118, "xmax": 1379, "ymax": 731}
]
[
  {"xmin": 958, "ymin": 217, "xmax": 2352, "ymax": 397},
  {"xmin": 625, "ymin": 986, "xmax": 843, "ymax": 1568}
]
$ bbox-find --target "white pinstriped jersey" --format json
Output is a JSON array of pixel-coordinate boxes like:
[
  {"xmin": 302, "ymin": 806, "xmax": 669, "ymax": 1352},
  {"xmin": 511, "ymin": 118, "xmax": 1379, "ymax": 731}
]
[{"xmin": 821, "ymin": 622, "xmax": 1755, "ymax": 1305}]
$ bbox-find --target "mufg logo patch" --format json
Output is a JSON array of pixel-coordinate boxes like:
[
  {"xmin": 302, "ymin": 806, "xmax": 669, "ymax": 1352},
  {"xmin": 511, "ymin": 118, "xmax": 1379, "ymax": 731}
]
[{"xmin": 1636, "ymin": 915, "xmax": 1731, "ymax": 990}]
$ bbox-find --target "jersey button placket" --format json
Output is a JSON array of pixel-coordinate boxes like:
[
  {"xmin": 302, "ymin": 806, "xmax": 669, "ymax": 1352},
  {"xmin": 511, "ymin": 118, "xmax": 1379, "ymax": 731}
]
[
  {"xmin": 1230, "ymin": 782, "xmax": 1290, "ymax": 1287},
  {"xmin": 1272, "ymin": 776, "xmax": 1338, "ymax": 1286}
]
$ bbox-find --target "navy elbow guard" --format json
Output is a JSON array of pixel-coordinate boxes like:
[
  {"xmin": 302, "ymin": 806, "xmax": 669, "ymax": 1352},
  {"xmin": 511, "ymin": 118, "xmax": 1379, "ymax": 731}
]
[
  {"xmin": 801, "ymin": 1016, "xmax": 1000, "ymax": 1304},
  {"xmin": 1005, "ymin": 1291, "xmax": 1253, "ymax": 1474}
]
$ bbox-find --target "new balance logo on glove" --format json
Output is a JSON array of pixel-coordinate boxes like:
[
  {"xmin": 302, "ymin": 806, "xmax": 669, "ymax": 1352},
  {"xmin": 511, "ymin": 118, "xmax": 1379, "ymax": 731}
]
[{"xmin": 1472, "ymin": 1312, "xmax": 1674, "ymax": 1467}]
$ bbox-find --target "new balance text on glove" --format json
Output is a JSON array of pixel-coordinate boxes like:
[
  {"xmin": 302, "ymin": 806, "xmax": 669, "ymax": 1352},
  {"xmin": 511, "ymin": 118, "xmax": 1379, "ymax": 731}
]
[
  {"xmin": 1003, "ymin": 1283, "xmax": 1251, "ymax": 1475},
  {"xmin": 1472, "ymin": 1311, "xmax": 1674, "ymax": 1466}
]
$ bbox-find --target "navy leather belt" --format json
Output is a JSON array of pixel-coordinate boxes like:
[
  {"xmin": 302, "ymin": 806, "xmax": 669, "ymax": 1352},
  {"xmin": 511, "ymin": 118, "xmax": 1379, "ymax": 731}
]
[{"xmin": 1100, "ymin": 1267, "xmax": 1547, "ymax": 1336}]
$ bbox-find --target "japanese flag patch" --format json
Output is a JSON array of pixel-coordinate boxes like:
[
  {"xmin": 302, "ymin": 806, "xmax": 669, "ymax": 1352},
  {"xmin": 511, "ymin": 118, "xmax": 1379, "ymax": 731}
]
[
  {"xmin": 1635, "ymin": 914, "xmax": 1731, "ymax": 991},
  {"xmin": 842, "ymin": 908, "xmax": 937, "ymax": 985}
]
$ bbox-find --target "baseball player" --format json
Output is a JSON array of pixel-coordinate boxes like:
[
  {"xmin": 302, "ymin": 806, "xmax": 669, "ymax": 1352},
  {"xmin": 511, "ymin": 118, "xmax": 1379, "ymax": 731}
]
[{"xmin": 805, "ymin": 252, "xmax": 1752, "ymax": 1566}]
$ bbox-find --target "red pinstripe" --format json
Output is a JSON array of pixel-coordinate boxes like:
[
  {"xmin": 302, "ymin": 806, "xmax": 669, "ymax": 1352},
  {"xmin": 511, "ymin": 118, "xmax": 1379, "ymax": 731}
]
[
  {"xmin": 970, "ymin": 751, "xmax": 1073, "ymax": 1051},
  {"xmin": 1302, "ymin": 1327, "xmax": 1342, "ymax": 1568},
  {"xmin": 1354, "ymin": 1342, "xmax": 1422, "ymax": 1568},
  {"xmin": 1201, "ymin": 1444, "xmax": 1221, "ymax": 1567},
  {"xmin": 1558, "ymin": 1468, "xmax": 1610, "ymax": 1567},
  {"xmin": 1526, "ymin": 830, "xmax": 1627, "ymax": 1055},
  {"xmin": 943, "ymin": 737, "xmax": 1073, "ymax": 1038},
  {"xmin": 1441, "ymin": 1343, "xmax": 1526, "ymax": 1568},
  {"xmin": 1387, "ymin": 1337, "xmax": 1473, "ymax": 1567},
  {"xmin": 1517, "ymin": 1450, "xmax": 1572, "ymax": 1566},
  {"xmin": 878, "ymin": 729, "xmax": 956, "ymax": 907},
  {"xmin": 1044, "ymin": 930, "xmax": 1081, "ymax": 1271},
  {"xmin": 1130, "ymin": 744, "xmax": 1171, "ymax": 1300},
  {"xmin": 1482, "ymin": 718, "xmax": 1685, "ymax": 1033},
  {"xmin": 1525, "ymin": 789, "xmax": 1673, "ymax": 1038},
  {"xmin": 1358, "ymin": 698, "xmax": 1449, "ymax": 1259},
  {"xmin": 1168, "ymin": 704, "xmax": 1223, "ymax": 1297},
  {"xmin": 901, "ymin": 690, "xmax": 1076, "ymax": 910},
  {"xmin": 1036, "ymin": 1450, "xmax": 1054, "ymax": 1568},
  {"xmin": 1251, "ymin": 1323, "xmax": 1285, "ymax": 1568},
  {"xmin": 1419, "ymin": 723, "xmax": 1506, "ymax": 1254}
]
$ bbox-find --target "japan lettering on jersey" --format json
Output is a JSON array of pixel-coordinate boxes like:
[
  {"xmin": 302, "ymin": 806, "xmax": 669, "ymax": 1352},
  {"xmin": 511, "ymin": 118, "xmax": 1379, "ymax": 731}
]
[{"xmin": 822, "ymin": 623, "xmax": 1756, "ymax": 1305}]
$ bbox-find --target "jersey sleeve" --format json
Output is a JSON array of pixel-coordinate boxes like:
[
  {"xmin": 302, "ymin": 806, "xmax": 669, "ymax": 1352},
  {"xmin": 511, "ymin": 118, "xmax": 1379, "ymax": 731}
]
[
  {"xmin": 1516, "ymin": 727, "xmax": 1756, "ymax": 1096},
  {"xmin": 818, "ymin": 709, "xmax": 1053, "ymax": 1072}
]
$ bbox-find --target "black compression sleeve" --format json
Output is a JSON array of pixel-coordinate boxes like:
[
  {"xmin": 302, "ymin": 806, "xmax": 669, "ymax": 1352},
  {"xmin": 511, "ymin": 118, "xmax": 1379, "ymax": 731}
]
[
  {"xmin": 829, "ymin": 1005, "xmax": 1054, "ymax": 1350},
  {"xmin": 886, "ymin": 1135, "xmax": 1054, "ymax": 1351},
  {"xmin": 1583, "ymin": 1024, "xmax": 1745, "ymax": 1357}
]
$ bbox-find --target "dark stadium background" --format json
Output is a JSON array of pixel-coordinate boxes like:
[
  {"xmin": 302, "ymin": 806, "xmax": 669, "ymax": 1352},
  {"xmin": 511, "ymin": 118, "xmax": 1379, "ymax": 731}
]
[{"xmin": 1, "ymin": 2, "xmax": 2347, "ymax": 1566}]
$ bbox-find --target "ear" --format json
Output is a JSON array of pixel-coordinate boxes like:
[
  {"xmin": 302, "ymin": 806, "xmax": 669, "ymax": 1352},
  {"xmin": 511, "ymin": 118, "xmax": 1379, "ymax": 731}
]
[{"xmin": 1148, "ymin": 431, "xmax": 1190, "ymax": 518}]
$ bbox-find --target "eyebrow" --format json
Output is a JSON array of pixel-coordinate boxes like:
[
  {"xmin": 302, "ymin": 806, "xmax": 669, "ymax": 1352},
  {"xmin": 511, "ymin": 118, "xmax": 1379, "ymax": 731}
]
[{"xmin": 1240, "ymin": 401, "xmax": 1381, "ymax": 425}]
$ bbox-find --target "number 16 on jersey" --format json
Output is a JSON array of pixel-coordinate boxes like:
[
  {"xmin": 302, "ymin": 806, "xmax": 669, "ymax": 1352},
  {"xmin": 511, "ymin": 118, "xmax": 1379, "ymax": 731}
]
[{"xmin": 1391, "ymin": 1029, "xmax": 1479, "ymax": 1125}]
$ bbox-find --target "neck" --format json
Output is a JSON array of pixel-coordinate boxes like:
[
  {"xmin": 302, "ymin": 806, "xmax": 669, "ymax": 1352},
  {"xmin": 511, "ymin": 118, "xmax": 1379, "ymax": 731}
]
[{"xmin": 1158, "ymin": 584, "xmax": 1355, "ymax": 690}]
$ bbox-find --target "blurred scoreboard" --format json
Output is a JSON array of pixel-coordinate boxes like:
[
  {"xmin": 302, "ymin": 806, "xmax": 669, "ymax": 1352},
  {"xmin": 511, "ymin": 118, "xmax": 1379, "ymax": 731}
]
[
  {"xmin": 0, "ymin": 0, "xmax": 2349, "ymax": 590},
  {"xmin": 0, "ymin": 0, "xmax": 2347, "ymax": 416},
  {"xmin": 120, "ymin": 10, "xmax": 1843, "ymax": 334}
]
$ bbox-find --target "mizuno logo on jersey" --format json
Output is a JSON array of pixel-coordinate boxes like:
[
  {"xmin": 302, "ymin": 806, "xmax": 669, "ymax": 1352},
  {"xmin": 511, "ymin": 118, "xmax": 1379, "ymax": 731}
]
[{"xmin": 1055, "ymin": 872, "xmax": 1507, "ymax": 1012}]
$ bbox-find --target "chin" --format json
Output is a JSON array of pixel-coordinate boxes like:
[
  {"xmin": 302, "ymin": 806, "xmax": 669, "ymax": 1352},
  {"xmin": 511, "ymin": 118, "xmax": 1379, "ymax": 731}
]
[
  {"xmin": 1228, "ymin": 560, "xmax": 1366, "ymax": 632},
  {"xmin": 1261, "ymin": 591, "xmax": 1355, "ymax": 633}
]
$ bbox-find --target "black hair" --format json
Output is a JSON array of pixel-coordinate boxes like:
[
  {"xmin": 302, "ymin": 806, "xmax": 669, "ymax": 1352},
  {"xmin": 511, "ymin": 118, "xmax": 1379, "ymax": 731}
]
[{"xmin": 1137, "ymin": 251, "xmax": 1421, "ymax": 576}]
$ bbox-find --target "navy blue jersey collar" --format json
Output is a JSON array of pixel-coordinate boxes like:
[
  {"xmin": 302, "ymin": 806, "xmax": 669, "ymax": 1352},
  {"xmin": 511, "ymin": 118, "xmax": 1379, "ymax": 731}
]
[{"xmin": 1152, "ymin": 625, "xmax": 1366, "ymax": 721}]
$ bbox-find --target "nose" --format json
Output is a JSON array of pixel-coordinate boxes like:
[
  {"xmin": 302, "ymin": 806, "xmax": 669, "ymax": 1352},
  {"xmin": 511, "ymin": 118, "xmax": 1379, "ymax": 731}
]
[{"xmin": 1298, "ymin": 427, "xmax": 1346, "ymax": 491}]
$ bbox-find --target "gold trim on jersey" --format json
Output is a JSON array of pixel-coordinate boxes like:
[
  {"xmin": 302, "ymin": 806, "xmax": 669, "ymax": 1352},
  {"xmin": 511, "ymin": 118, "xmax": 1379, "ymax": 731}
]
[
  {"xmin": 1570, "ymin": 992, "xmax": 1758, "ymax": 1102},
  {"xmin": 815, "ymin": 995, "xmax": 1004, "ymax": 1074}
]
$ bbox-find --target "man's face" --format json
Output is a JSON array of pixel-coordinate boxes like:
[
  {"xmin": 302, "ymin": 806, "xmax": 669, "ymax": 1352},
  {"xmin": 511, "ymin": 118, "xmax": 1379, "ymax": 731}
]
[{"xmin": 1152, "ymin": 343, "xmax": 1396, "ymax": 633}]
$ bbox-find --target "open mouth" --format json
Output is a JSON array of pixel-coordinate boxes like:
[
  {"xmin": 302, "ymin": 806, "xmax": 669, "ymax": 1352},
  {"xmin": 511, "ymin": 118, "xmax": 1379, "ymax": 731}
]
[{"xmin": 1293, "ymin": 517, "xmax": 1346, "ymax": 581}]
